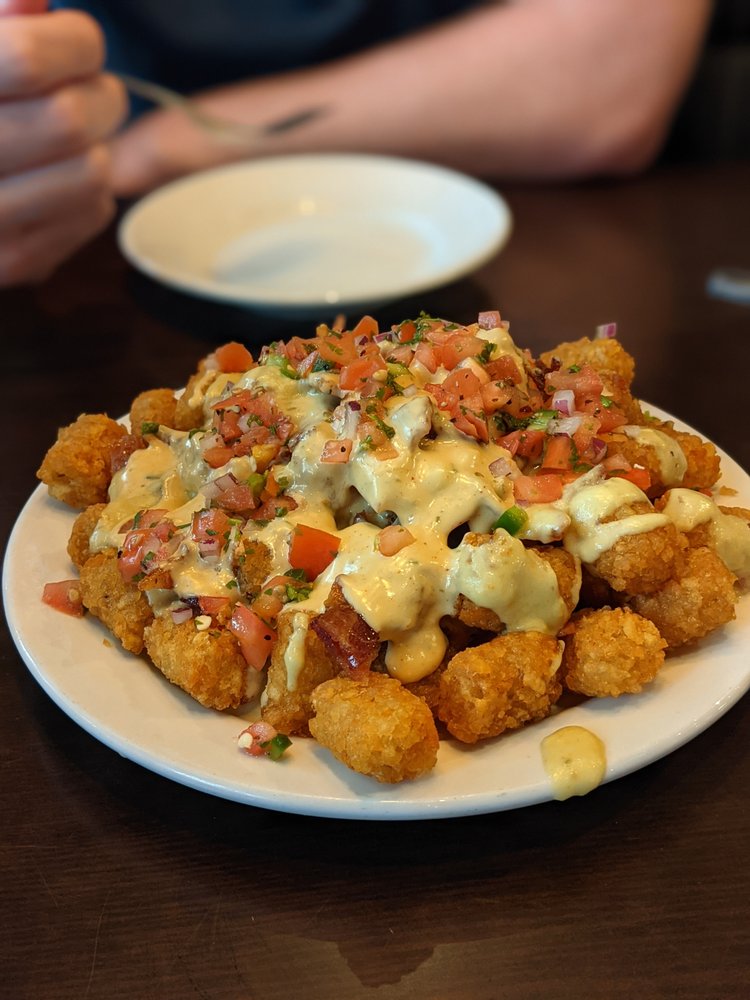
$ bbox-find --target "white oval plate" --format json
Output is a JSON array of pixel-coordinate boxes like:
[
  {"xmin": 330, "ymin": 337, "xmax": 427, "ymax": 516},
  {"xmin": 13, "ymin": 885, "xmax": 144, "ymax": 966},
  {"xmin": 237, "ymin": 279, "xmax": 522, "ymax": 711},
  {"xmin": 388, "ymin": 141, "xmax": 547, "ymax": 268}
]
[
  {"xmin": 4, "ymin": 408, "xmax": 750, "ymax": 820},
  {"xmin": 118, "ymin": 154, "xmax": 511, "ymax": 313}
]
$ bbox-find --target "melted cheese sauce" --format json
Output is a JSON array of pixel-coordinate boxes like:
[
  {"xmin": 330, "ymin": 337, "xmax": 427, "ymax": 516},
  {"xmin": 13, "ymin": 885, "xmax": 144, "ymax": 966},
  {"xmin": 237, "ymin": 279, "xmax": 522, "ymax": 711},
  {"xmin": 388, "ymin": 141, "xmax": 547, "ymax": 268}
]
[
  {"xmin": 90, "ymin": 324, "xmax": 710, "ymax": 693},
  {"xmin": 660, "ymin": 488, "xmax": 750, "ymax": 584},
  {"xmin": 621, "ymin": 425, "xmax": 687, "ymax": 486},
  {"xmin": 541, "ymin": 725, "xmax": 607, "ymax": 800}
]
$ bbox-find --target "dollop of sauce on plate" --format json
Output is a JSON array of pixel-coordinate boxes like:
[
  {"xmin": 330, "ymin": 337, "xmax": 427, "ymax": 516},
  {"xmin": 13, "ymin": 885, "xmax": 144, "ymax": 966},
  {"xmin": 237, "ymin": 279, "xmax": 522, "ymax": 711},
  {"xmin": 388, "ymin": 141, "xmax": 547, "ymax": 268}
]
[{"xmin": 541, "ymin": 725, "xmax": 607, "ymax": 800}]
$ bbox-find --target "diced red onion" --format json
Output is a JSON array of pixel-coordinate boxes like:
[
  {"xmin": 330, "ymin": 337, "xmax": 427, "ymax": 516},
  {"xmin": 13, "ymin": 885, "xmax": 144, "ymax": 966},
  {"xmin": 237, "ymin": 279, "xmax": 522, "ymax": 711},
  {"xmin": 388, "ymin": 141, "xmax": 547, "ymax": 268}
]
[
  {"xmin": 595, "ymin": 322, "xmax": 617, "ymax": 339},
  {"xmin": 374, "ymin": 331, "xmax": 396, "ymax": 343},
  {"xmin": 478, "ymin": 310, "xmax": 502, "ymax": 330},
  {"xmin": 354, "ymin": 334, "xmax": 371, "ymax": 348},
  {"xmin": 202, "ymin": 480, "xmax": 221, "ymax": 500},
  {"xmin": 551, "ymin": 389, "xmax": 575, "ymax": 416},
  {"xmin": 198, "ymin": 538, "xmax": 222, "ymax": 558},
  {"xmin": 200, "ymin": 432, "xmax": 222, "ymax": 453},
  {"xmin": 548, "ymin": 414, "xmax": 583, "ymax": 436},
  {"xmin": 214, "ymin": 472, "xmax": 238, "ymax": 491},
  {"xmin": 171, "ymin": 606, "xmax": 194, "ymax": 625},
  {"xmin": 591, "ymin": 438, "xmax": 607, "ymax": 463},
  {"xmin": 489, "ymin": 456, "xmax": 515, "ymax": 478}
]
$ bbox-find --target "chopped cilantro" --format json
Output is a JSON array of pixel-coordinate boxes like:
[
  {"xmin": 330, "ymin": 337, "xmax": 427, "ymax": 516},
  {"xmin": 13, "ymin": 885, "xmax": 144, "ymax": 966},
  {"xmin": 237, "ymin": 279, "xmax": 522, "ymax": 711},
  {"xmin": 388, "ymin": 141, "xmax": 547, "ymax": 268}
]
[{"xmin": 140, "ymin": 421, "xmax": 159, "ymax": 436}]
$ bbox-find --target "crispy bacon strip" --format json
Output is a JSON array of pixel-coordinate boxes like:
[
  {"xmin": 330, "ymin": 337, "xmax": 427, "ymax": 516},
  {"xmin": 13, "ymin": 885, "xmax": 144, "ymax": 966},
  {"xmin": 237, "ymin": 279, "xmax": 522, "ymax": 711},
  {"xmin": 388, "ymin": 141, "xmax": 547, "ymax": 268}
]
[{"xmin": 311, "ymin": 586, "xmax": 379, "ymax": 676}]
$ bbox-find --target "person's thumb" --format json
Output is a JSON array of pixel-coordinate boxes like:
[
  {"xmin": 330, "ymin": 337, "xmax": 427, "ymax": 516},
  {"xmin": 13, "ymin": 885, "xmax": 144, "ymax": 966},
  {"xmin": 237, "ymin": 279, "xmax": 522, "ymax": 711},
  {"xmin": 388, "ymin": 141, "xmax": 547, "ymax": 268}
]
[{"xmin": 0, "ymin": 1, "xmax": 48, "ymax": 13}]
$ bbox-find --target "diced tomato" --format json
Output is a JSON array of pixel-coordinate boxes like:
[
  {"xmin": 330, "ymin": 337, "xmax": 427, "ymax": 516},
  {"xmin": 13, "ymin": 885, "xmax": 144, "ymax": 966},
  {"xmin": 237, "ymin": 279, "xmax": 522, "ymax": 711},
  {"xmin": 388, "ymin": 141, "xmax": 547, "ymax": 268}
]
[
  {"xmin": 350, "ymin": 315, "xmax": 379, "ymax": 340},
  {"xmin": 434, "ymin": 335, "xmax": 486, "ymax": 370},
  {"xmin": 485, "ymin": 356, "xmax": 522, "ymax": 384},
  {"xmin": 500, "ymin": 429, "xmax": 546, "ymax": 460},
  {"xmin": 251, "ymin": 591, "xmax": 284, "ymax": 622},
  {"xmin": 514, "ymin": 473, "xmax": 564, "ymax": 504},
  {"xmin": 110, "ymin": 434, "xmax": 146, "ymax": 474},
  {"xmin": 378, "ymin": 525, "xmax": 415, "ymax": 556},
  {"xmin": 229, "ymin": 604, "xmax": 277, "ymax": 670},
  {"xmin": 214, "ymin": 481, "xmax": 257, "ymax": 513},
  {"xmin": 118, "ymin": 528, "xmax": 162, "ymax": 582},
  {"xmin": 611, "ymin": 466, "xmax": 652, "ymax": 491},
  {"xmin": 288, "ymin": 524, "xmax": 341, "ymax": 580},
  {"xmin": 541, "ymin": 434, "xmax": 573, "ymax": 472},
  {"xmin": 252, "ymin": 495, "xmax": 298, "ymax": 522},
  {"xmin": 546, "ymin": 364, "xmax": 603, "ymax": 399},
  {"xmin": 412, "ymin": 342, "xmax": 437, "ymax": 373},
  {"xmin": 316, "ymin": 330, "xmax": 358, "ymax": 366},
  {"xmin": 198, "ymin": 596, "xmax": 231, "ymax": 617},
  {"xmin": 42, "ymin": 580, "xmax": 85, "ymax": 617},
  {"xmin": 202, "ymin": 445, "xmax": 235, "ymax": 468},
  {"xmin": 481, "ymin": 381, "xmax": 513, "ymax": 413},
  {"xmin": 321, "ymin": 439, "xmax": 353, "ymax": 463},
  {"xmin": 339, "ymin": 355, "xmax": 386, "ymax": 390},
  {"xmin": 214, "ymin": 341, "xmax": 254, "ymax": 373},
  {"xmin": 397, "ymin": 320, "xmax": 417, "ymax": 343},
  {"xmin": 192, "ymin": 508, "xmax": 232, "ymax": 545}
]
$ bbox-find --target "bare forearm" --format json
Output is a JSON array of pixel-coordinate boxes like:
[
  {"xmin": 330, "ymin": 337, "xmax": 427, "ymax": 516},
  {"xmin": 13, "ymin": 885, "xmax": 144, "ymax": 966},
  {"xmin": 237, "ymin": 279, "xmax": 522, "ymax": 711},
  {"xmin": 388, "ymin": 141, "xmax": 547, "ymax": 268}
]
[{"xmin": 112, "ymin": 0, "xmax": 713, "ymax": 193}]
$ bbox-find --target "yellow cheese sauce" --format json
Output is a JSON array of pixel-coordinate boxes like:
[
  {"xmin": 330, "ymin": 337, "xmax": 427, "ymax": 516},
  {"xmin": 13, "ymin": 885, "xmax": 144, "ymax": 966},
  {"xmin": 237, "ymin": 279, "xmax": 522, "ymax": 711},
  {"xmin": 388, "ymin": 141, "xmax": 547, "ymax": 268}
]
[
  {"xmin": 541, "ymin": 725, "xmax": 607, "ymax": 800},
  {"xmin": 89, "ymin": 323, "xmax": 710, "ymax": 694},
  {"xmin": 660, "ymin": 487, "xmax": 750, "ymax": 584},
  {"xmin": 621, "ymin": 425, "xmax": 688, "ymax": 486}
]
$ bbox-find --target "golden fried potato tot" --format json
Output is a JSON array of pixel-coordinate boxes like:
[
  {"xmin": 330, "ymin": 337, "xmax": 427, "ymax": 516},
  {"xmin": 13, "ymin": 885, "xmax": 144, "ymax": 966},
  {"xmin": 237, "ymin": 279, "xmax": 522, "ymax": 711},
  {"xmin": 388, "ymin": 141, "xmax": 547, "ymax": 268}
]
[
  {"xmin": 535, "ymin": 546, "xmax": 581, "ymax": 619},
  {"xmin": 67, "ymin": 503, "xmax": 106, "ymax": 569},
  {"xmin": 262, "ymin": 610, "xmax": 336, "ymax": 735},
  {"xmin": 591, "ymin": 502, "xmax": 687, "ymax": 595},
  {"xmin": 598, "ymin": 370, "xmax": 644, "ymax": 424},
  {"xmin": 600, "ymin": 430, "xmax": 687, "ymax": 499},
  {"xmin": 561, "ymin": 607, "xmax": 666, "ymax": 697},
  {"xmin": 234, "ymin": 539, "xmax": 273, "ymax": 598},
  {"xmin": 36, "ymin": 414, "xmax": 127, "ymax": 508},
  {"xmin": 629, "ymin": 546, "xmax": 737, "ymax": 649},
  {"xmin": 78, "ymin": 549, "xmax": 153, "ymax": 654},
  {"xmin": 653, "ymin": 421, "xmax": 721, "ymax": 491},
  {"xmin": 455, "ymin": 595, "xmax": 503, "ymax": 632},
  {"xmin": 309, "ymin": 673, "xmax": 439, "ymax": 783},
  {"xmin": 129, "ymin": 389, "xmax": 178, "ymax": 435},
  {"xmin": 143, "ymin": 616, "xmax": 247, "ymax": 710},
  {"xmin": 437, "ymin": 631, "xmax": 563, "ymax": 744},
  {"xmin": 404, "ymin": 617, "xmax": 477, "ymax": 714},
  {"xmin": 540, "ymin": 337, "xmax": 636, "ymax": 386},
  {"xmin": 173, "ymin": 370, "xmax": 220, "ymax": 431}
]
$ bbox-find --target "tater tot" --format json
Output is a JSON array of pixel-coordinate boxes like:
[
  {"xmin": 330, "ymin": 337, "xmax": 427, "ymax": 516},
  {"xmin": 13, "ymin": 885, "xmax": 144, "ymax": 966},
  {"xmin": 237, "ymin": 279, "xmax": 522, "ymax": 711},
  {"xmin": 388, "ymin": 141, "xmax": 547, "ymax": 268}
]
[
  {"xmin": 129, "ymin": 389, "xmax": 178, "ymax": 435},
  {"xmin": 309, "ymin": 673, "xmax": 439, "ymax": 783},
  {"xmin": 67, "ymin": 503, "xmax": 106, "ymax": 569},
  {"xmin": 561, "ymin": 607, "xmax": 666, "ymax": 697},
  {"xmin": 78, "ymin": 549, "xmax": 153, "ymax": 654},
  {"xmin": 654, "ymin": 421, "xmax": 721, "ymax": 491},
  {"xmin": 591, "ymin": 502, "xmax": 687, "ymax": 595},
  {"xmin": 36, "ymin": 414, "xmax": 127, "ymax": 508},
  {"xmin": 262, "ymin": 610, "xmax": 336, "ymax": 735},
  {"xmin": 143, "ymin": 616, "xmax": 248, "ymax": 710},
  {"xmin": 173, "ymin": 370, "xmax": 220, "ymax": 431},
  {"xmin": 535, "ymin": 546, "xmax": 581, "ymax": 619},
  {"xmin": 437, "ymin": 631, "xmax": 563, "ymax": 744},
  {"xmin": 540, "ymin": 337, "xmax": 636, "ymax": 386},
  {"xmin": 629, "ymin": 546, "xmax": 737, "ymax": 649},
  {"xmin": 234, "ymin": 539, "xmax": 273, "ymax": 599}
]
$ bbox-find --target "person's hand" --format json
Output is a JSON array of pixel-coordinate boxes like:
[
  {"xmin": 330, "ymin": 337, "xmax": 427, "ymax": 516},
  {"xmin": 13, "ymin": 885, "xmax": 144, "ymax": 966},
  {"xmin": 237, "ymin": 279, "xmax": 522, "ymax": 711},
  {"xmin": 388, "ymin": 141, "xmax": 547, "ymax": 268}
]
[{"xmin": 0, "ymin": 0, "xmax": 127, "ymax": 286}]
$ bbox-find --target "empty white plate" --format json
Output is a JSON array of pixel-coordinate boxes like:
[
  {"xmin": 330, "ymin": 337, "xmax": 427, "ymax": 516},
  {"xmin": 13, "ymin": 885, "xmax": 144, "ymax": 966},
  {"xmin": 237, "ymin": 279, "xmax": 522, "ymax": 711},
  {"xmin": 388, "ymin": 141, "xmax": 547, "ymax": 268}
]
[{"xmin": 118, "ymin": 153, "xmax": 512, "ymax": 313}]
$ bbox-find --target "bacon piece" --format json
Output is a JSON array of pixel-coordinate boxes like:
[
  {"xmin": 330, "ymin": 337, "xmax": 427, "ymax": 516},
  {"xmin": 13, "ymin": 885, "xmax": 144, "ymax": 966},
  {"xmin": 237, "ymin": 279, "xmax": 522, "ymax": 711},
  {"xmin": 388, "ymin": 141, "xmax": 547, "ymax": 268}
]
[{"xmin": 310, "ymin": 585, "xmax": 380, "ymax": 676}]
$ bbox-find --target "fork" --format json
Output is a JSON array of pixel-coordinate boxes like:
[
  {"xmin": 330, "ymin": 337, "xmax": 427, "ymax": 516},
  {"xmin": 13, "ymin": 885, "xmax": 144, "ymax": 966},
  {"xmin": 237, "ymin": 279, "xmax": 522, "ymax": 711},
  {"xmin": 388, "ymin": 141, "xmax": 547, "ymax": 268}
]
[{"xmin": 118, "ymin": 73, "xmax": 326, "ymax": 145}]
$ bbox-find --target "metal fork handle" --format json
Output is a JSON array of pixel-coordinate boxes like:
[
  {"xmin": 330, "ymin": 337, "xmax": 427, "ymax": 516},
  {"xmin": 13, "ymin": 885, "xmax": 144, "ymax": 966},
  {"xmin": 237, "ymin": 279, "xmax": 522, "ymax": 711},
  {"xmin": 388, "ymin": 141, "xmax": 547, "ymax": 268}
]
[{"xmin": 118, "ymin": 73, "xmax": 326, "ymax": 144}]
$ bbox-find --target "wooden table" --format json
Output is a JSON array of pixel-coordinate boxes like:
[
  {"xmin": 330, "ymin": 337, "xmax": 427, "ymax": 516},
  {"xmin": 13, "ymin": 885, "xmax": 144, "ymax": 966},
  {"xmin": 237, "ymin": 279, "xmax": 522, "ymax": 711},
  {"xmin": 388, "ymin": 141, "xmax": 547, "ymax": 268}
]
[{"xmin": 2, "ymin": 161, "xmax": 749, "ymax": 1000}]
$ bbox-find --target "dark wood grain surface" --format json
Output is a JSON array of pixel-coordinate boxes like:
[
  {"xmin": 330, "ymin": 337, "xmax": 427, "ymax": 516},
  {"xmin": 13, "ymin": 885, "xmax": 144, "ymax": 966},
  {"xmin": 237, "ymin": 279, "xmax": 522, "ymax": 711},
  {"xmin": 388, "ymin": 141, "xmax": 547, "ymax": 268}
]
[{"xmin": 2, "ymin": 161, "xmax": 749, "ymax": 1000}]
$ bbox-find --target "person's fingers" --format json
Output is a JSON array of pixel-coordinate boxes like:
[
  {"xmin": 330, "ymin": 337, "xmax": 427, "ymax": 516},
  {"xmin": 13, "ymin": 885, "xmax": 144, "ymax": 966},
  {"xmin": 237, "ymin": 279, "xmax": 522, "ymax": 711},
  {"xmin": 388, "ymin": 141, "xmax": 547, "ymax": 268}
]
[
  {"xmin": 0, "ymin": 73, "xmax": 128, "ymax": 174},
  {"xmin": 110, "ymin": 108, "xmax": 223, "ymax": 197},
  {"xmin": 0, "ymin": 143, "xmax": 112, "ymax": 229},
  {"xmin": 0, "ymin": 10, "xmax": 106, "ymax": 97},
  {"xmin": 0, "ymin": 2, "xmax": 48, "ymax": 14},
  {"xmin": 0, "ymin": 189, "xmax": 115, "ymax": 286}
]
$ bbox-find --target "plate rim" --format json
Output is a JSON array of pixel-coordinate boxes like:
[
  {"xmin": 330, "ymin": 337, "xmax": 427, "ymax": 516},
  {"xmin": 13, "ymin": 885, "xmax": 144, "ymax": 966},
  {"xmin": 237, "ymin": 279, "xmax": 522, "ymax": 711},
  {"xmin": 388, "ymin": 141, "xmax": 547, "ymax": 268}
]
[
  {"xmin": 117, "ymin": 152, "xmax": 512, "ymax": 312},
  {"xmin": 4, "ymin": 404, "xmax": 750, "ymax": 820}
]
